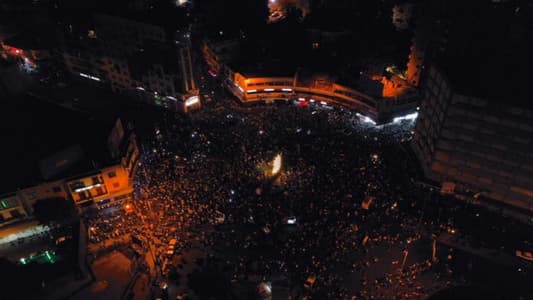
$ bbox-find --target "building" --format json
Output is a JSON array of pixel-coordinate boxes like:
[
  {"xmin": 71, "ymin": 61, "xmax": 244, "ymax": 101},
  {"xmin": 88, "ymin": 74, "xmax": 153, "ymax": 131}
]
[
  {"xmin": 0, "ymin": 116, "xmax": 140, "ymax": 227},
  {"xmin": 65, "ymin": 164, "xmax": 134, "ymax": 210},
  {"xmin": 0, "ymin": 194, "xmax": 29, "ymax": 227},
  {"xmin": 411, "ymin": 1, "xmax": 533, "ymax": 214},
  {"xmin": 204, "ymin": 36, "xmax": 418, "ymax": 124},
  {"xmin": 412, "ymin": 65, "xmax": 533, "ymax": 214},
  {"xmin": 201, "ymin": 4, "xmax": 418, "ymax": 123},
  {"xmin": 58, "ymin": 10, "xmax": 199, "ymax": 112}
]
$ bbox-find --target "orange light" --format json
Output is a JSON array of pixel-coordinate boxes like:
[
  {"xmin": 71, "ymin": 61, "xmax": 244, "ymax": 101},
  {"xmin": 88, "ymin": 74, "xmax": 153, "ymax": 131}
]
[{"xmin": 125, "ymin": 203, "xmax": 134, "ymax": 212}]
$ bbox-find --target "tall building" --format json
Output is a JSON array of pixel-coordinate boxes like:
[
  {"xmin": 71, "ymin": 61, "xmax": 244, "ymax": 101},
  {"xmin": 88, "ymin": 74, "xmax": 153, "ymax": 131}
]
[
  {"xmin": 58, "ymin": 10, "xmax": 199, "ymax": 112},
  {"xmin": 411, "ymin": 1, "xmax": 533, "ymax": 214}
]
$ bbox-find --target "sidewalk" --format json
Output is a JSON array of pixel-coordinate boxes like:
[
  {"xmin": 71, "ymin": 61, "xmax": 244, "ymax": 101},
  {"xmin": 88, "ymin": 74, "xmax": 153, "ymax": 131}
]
[
  {"xmin": 437, "ymin": 232, "xmax": 532, "ymax": 270},
  {"xmin": 132, "ymin": 274, "xmax": 151, "ymax": 300}
]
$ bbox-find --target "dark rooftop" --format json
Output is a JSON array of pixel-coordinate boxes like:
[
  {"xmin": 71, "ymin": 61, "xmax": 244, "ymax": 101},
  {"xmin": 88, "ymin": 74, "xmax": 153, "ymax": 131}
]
[
  {"xmin": 0, "ymin": 95, "xmax": 117, "ymax": 194},
  {"xmin": 128, "ymin": 41, "xmax": 180, "ymax": 78},
  {"xmin": 433, "ymin": 1, "xmax": 533, "ymax": 108},
  {"xmin": 3, "ymin": 26, "xmax": 54, "ymax": 50}
]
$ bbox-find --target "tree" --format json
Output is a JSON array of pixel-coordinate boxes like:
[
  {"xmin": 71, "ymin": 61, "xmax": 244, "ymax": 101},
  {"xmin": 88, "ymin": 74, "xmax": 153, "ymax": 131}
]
[{"xmin": 32, "ymin": 197, "xmax": 75, "ymax": 226}]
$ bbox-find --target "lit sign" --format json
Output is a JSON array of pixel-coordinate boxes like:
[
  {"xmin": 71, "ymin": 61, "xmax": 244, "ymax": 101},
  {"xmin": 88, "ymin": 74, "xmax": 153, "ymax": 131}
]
[
  {"xmin": 79, "ymin": 73, "xmax": 101, "ymax": 81},
  {"xmin": 185, "ymin": 95, "xmax": 199, "ymax": 106}
]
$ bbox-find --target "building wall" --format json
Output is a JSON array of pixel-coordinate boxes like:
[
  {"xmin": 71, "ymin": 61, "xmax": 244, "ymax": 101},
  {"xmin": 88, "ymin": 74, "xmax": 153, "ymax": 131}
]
[
  {"xmin": 227, "ymin": 71, "xmax": 417, "ymax": 123},
  {"xmin": 66, "ymin": 164, "xmax": 133, "ymax": 209},
  {"xmin": 0, "ymin": 194, "xmax": 28, "ymax": 226},
  {"xmin": 16, "ymin": 180, "xmax": 69, "ymax": 215},
  {"xmin": 412, "ymin": 65, "xmax": 533, "ymax": 212},
  {"xmin": 60, "ymin": 14, "xmax": 198, "ymax": 111}
]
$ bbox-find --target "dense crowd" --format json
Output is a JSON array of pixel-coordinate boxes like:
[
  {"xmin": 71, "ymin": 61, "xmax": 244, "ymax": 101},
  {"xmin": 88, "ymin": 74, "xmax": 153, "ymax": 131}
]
[
  {"xmin": 130, "ymin": 103, "xmax": 455, "ymax": 298},
  {"xmin": 85, "ymin": 101, "xmax": 532, "ymax": 299}
]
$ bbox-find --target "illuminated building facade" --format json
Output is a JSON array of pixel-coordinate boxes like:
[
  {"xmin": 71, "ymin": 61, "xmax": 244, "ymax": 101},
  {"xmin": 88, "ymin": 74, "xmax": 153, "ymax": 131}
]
[
  {"xmin": 0, "ymin": 162, "xmax": 135, "ymax": 227},
  {"xmin": 412, "ymin": 65, "xmax": 533, "ymax": 214},
  {"xmin": 66, "ymin": 165, "xmax": 134, "ymax": 210},
  {"xmin": 59, "ymin": 12, "xmax": 199, "ymax": 112},
  {"xmin": 225, "ymin": 69, "xmax": 417, "ymax": 124},
  {"xmin": 0, "ymin": 194, "xmax": 29, "ymax": 227},
  {"xmin": 203, "ymin": 28, "xmax": 418, "ymax": 123}
]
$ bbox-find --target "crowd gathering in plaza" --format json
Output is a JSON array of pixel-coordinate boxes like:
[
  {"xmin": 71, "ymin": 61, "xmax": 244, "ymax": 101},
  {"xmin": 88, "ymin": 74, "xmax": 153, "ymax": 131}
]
[{"xmin": 83, "ymin": 101, "xmax": 531, "ymax": 299}]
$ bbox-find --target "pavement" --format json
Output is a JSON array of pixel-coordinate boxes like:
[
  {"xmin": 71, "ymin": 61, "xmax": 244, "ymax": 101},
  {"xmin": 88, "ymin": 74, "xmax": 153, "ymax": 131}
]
[
  {"xmin": 71, "ymin": 250, "xmax": 134, "ymax": 300},
  {"xmin": 132, "ymin": 273, "xmax": 151, "ymax": 300}
]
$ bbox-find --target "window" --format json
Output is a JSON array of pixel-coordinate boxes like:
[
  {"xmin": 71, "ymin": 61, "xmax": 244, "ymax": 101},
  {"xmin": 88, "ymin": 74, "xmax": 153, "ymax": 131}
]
[
  {"xmin": 92, "ymin": 176, "xmax": 103, "ymax": 185},
  {"xmin": 108, "ymin": 171, "xmax": 117, "ymax": 178},
  {"xmin": 52, "ymin": 186, "xmax": 62, "ymax": 193}
]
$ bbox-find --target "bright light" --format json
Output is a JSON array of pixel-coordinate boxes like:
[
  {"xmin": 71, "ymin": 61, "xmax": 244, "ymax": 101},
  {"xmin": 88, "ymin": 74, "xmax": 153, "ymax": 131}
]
[
  {"xmin": 272, "ymin": 153, "xmax": 282, "ymax": 175},
  {"xmin": 79, "ymin": 73, "xmax": 101, "ymax": 81},
  {"xmin": 287, "ymin": 217, "xmax": 296, "ymax": 224},
  {"xmin": 265, "ymin": 282, "xmax": 272, "ymax": 293},
  {"xmin": 74, "ymin": 184, "xmax": 101, "ymax": 193},
  {"xmin": 309, "ymin": 99, "xmax": 316, "ymax": 103},
  {"xmin": 298, "ymin": 98, "xmax": 306, "ymax": 101},
  {"xmin": 393, "ymin": 112, "xmax": 418, "ymax": 123},
  {"xmin": 247, "ymin": 89, "xmax": 257, "ymax": 93},
  {"xmin": 185, "ymin": 95, "xmax": 199, "ymax": 106},
  {"xmin": 136, "ymin": 86, "xmax": 145, "ymax": 91},
  {"xmin": 356, "ymin": 113, "xmax": 376, "ymax": 125},
  {"xmin": 166, "ymin": 96, "xmax": 177, "ymax": 101},
  {"xmin": 264, "ymin": 88, "xmax": 275, "ymax": 92},
  {"xmin": 281, "ymin": 88, "xmax": 292, "ymax": 92},
  {"xmin": 320, "ymin": 101, "xmax": 327, "ymax": 105}
]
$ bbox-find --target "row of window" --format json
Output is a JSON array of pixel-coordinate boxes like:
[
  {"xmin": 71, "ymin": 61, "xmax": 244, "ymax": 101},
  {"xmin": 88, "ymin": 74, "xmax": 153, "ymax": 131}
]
[{"xmin": 247, "ymin": 81, "xmax": 293, "ymax": 87}]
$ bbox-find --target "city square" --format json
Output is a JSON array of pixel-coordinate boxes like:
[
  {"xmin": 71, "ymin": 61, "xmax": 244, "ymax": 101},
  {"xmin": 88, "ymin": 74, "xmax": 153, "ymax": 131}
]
[
  {"xmin": 84, "ymin": 100, "xmax": 532, "ymax": 299},
  {"xmin": 1, "ymin": 1, "xmax": 532, "ymax": 299}
]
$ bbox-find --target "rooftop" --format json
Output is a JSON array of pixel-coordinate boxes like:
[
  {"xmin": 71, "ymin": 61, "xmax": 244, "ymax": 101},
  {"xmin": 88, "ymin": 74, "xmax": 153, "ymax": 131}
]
[
  {"xmin": 3, "ymin": 26, "xmax": 55, "ymax": 50},
  {"xmin": 128, "ymin": 41, "xmax": 181, "ymax": 78},
  {"xmin": 433, "ymin": 1, "xmax": 533, "ymax": 108},
  {"xmin": 0, "ymin": 95, "xmax": 117, "ymax": 194}
]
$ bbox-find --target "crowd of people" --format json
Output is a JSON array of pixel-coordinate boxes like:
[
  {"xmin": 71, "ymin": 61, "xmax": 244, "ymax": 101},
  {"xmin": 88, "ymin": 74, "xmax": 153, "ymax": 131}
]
[
  {"xmin": 84, "ymin": 100, "xmax": 531, "ymax": 299},
  {"xmin": 131, "ymin": 102, "xmax": 456, "ymax": 298}
]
